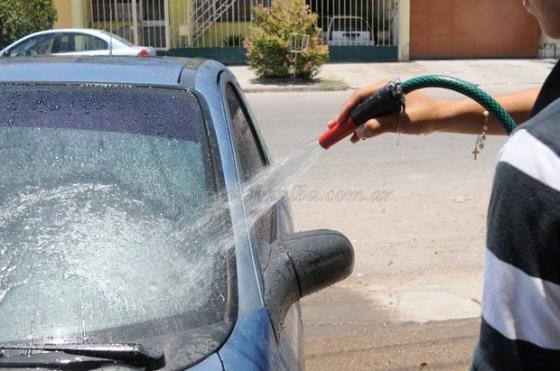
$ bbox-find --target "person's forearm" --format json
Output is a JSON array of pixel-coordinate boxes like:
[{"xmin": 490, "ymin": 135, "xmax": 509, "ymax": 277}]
[{"xmin": 431, "ymin": 88, "xmax": 540, "ymax": 135}]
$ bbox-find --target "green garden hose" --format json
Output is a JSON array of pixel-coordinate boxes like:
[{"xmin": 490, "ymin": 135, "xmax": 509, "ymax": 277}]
[
  {"xmin": 401, "ymin": 75, "xmax": 517, "ymax": 135},
  {"xmin": 319, "ymin": 75, "xmax": 518, "ymax": 149}
]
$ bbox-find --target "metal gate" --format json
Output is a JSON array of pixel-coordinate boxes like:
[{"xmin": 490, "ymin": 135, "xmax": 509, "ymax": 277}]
[
  {"xmin": 87, "ymin": 0, "xmax": 399, "ymax": 62},
  {"xmin": 170, "ymin": 0, "xmax": 397, "ymax": 48},
  {"xmin": 169, "ymin": 0, "xmax": 265, "ymax": 48},
  {"xmin": 309, "ymin": 0, "xmax": 398, "ymax": 47},
  {"xmin": 89, "ymin": 0, "xmax": 170, "ymax": 49}
]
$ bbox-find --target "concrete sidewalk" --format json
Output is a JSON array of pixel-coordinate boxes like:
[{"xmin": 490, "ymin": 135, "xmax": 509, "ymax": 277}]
[{"xmin": 230, "ymin": 59, "xmax": 556, "ymax": 94}]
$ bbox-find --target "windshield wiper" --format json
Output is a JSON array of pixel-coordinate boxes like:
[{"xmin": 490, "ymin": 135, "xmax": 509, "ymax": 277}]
[{"xmin": 0, "ymin": 343, "xmax": 165, "ymax": 370}]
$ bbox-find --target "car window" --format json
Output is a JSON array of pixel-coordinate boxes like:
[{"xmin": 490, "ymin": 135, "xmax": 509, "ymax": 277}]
[
  {"xmin": 225, "ymin": 83, "xmax": 266, "ymax": 180},
  {"xmin": 100, "ymin": 30, "xmax": 134, "ymax": 46},
  {"xmin": 225, "ymin": 83, "xmax": 274, "ymax": 243},
  {"xmin": 73, "ymin": 34, "xmax": 108, "ymax": 51},
  {"xmin": 8, "ymin": 35, "xmax": 56, "ymax": 57},
  {"xmin": 0, "ymin": 84, "xmax": 231, "ymax": 352},
  {"xmin": 55, "ymin": 33, "xmax": 105, "ymax": 53}
]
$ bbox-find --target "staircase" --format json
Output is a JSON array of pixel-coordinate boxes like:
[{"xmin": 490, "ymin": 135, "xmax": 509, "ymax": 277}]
[{"xmin": 191, "ymin": 0, "xmax": 238, "ymax": 46}]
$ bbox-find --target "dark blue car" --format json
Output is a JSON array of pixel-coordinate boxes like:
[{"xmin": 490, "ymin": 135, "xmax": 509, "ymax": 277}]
[{"xmin": 0, "ymin": 57, "xmax": 354, "ymax": 370}]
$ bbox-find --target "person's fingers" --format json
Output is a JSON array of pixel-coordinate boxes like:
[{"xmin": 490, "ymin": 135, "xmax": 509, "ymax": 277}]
[
  {"xmin": 327, "ymin": 119, "xmax": 337, "ymax": 129},
  {"xmin": 351, "ymin": 130, "xmax": 366, "ymax": 143},
  {"xmin": 350, "ymin": 119, "xmax": 383, "ymax": 144},
  {"xmin": 336, "ymin": 89, "xmax": 372, "ymax": 124},
  {"xmin": 350, "ymin": 114, "xmax": 400, "ymax": 144},
  {"xmin": 336, "ymin": 80, "xmax": 389, "ymax": 124},
  {"xmin": 357, "ymin": 119, "xmax": 384, "ymax": 138},
  {"xmin": 350, "ymin": 133, "xmax": 369, "ymax": 143}
]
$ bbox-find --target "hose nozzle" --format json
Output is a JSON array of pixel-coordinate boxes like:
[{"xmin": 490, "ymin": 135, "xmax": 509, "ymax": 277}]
[{"xmin": 319, "ymin": 80, "xmax": 405, "ymax": 149}]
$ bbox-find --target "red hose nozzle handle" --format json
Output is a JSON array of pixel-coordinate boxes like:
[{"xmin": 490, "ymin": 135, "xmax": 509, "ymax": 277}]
[
  {"xmin": 319, "ymin": 117, "xmax": 357, "ymax": 149},
  {"xmin": 318, "ymin": 80, "xmax": 405, "ymax": 149}
]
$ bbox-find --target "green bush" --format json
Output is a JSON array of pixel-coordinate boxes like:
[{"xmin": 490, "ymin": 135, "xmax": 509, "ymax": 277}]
[
  {"xmin": 244, "ymin": 0, "xmax": 328, "ymax": 79},
  {"xmin": 0, "ymin": 0, "xmax": 58, "ymax": 49}
]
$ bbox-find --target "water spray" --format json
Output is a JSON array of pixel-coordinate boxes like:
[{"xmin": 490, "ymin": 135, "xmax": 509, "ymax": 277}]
[{"xmin": 319, "ymin": 75, "xmax": 518, "ymax": 149}]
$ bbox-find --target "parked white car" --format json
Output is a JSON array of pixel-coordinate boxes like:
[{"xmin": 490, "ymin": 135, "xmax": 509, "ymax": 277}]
[
  {"xmin": 0, "ymin": 29, "xmax": 156, "ymax": 57},
  {"xmin": 326, "ymin": 16, "xmax": 375, "ymax": 46}
]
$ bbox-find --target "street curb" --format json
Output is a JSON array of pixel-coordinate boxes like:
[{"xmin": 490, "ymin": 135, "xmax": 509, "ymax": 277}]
[{"xmin": 241, "ymin": 86, "xmax": 352, "ymax": 93}]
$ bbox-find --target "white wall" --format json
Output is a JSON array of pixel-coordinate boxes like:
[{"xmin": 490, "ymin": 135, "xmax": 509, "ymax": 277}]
[{"xmin": 398, "ymin": 0, "xmax": 409, "ymax": 61}]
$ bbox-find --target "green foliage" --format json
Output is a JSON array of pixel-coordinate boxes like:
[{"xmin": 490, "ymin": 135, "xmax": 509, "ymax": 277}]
[
  {"xmin": 0, "ymin": 0, "xmax": 58, "ymax": 49},
  {"xmin": 244, "ymin": 0, "xmax": 328, "ymax": 79}
]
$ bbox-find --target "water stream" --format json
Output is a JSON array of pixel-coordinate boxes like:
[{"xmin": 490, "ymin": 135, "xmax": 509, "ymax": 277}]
[
  {"xmin": 167, "ymin": 140, "xmax": 324, "ymax": 252},
  {"xmin": 242, "ymin": 140, "xmax": 323, "ymax": 227},
  {"xmin": 0, "ymin": 139, "xmax": 324, "ymax": 342}
]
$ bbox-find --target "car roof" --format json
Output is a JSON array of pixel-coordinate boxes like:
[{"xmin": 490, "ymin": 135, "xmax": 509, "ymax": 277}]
[
  {"xmin": 7, "ymin": 29, "xmax": 130, "ymax": 47},
  {"xmin": 0, "ymin": 56, "xmax": 216, "ymax": 88},
  {"xmin": 19, "ymin": 28, "xmax": 117, "ymax": 38}
]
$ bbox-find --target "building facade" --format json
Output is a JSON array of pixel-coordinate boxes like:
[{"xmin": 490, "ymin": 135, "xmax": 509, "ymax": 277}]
[
  {"xmin": 410, "ymin": 0, "xmax": 541, "ymax": 59},
  {"xmin": 52, "ymin": 0, "xmax": 550, "ymax": 63},
  {"xmin": 52, "ymin": 0, "xmax": 404, "ymax": 63}
]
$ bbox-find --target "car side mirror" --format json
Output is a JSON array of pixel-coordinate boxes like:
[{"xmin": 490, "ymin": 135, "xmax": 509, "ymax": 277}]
[{"xmin": 262, "ymin": 230, "xmax": 354, "ymax": 331}]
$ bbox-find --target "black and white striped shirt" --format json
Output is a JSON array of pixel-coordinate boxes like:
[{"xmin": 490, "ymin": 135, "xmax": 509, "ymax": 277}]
[{"xmin": 473, "ymin": 63, "xmax": 560, "ymax": 370}]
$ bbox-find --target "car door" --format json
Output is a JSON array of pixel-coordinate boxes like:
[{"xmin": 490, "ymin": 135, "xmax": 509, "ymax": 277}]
[{"xmin": 222, "ymin": 78, "xmax": 303, "ymax": 370}]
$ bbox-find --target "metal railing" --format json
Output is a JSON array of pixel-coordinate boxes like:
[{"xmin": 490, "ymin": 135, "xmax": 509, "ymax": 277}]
[
  {"xmin": 191, "ymin": 0, "xmax": 237, "ymax": 45},
  {"xmin": 86, "ymin": 0, "xmax": 398, "ymax": 50},
  {"xmin": 310, "ymin": 0, "xmax": 399, "ymax": 47},
  {"xmin": 88, "ymin": 0, "xmax": 170, "ymax": 49},
  {"xmin": 176, "ymin": 0, "xmax": 263, "ymax": 48}
]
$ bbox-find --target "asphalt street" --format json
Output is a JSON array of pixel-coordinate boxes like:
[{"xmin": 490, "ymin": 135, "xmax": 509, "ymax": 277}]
[{"xmin": 245, "ymin": 86, "xmax": 536, "ymax": 370}]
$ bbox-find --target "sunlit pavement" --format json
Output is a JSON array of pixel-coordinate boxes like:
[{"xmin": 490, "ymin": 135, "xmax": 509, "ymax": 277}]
[
  {"xmin": 246, "ymin": 79, "xmax": 538, "ymax": 369},
  {"xmin": 231, "ymin": 59, "xmax": 554, "ymax": 94},
  {"xmin": 302, "ymin": 286, "xmax": 479, "ymax": 370}
]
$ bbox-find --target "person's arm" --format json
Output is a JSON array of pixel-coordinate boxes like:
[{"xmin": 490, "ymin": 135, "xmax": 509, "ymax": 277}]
[
  {"xmin": 329, "ymin": 82, "xmax": 540, "ymax": 142},
  {"xmin": 435, "ymin": 88, "xmax": 540, "ymax": 135}
]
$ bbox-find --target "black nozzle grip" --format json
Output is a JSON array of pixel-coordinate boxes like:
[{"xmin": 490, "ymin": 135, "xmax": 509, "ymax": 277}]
[{"xmin": 350, "ymin": 81, "xmax": 405, "ymax": 127}]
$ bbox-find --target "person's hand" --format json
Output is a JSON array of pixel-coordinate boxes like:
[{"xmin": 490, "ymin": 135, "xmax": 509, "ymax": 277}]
[{"xmin": 327, "ymin": 80, "xmax": 446, "ymax": 143}]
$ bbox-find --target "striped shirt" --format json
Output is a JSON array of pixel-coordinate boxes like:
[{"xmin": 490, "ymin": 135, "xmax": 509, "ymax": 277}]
[{"xmin": 472, "ymin": 93, "xmax": 560, "ymax": 367}]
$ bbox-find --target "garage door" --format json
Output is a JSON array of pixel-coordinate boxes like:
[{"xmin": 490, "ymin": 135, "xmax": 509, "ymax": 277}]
[{"xmin": 410, "ymin": 0, "xmax": 540, "ymax": 59}]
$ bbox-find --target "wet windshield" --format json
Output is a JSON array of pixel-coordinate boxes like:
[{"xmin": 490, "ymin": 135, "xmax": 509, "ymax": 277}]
[{"xmin": 0, "ymin": 84, "xmax": 231, "ymax": 346}]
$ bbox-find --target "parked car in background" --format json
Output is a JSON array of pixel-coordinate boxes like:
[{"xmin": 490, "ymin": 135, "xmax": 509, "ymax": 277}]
[
  {"xmin": 326, "ymin": 16, "xmax": 375, "ymax": 46},
  {"xmin": 0, "ymin": 57, "xmax": 354, "ymax": 370},
  {"xmin": 0, "ymin": 29, "xmax": 156, "ymax": 57}
]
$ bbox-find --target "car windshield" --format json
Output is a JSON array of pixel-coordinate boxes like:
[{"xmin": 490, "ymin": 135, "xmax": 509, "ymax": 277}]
[{"xmin": 0, "ymin": 84, "xmax": 232, "ymax": 350}]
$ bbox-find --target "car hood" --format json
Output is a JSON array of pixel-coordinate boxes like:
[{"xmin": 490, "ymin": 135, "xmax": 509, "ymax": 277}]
[{"xmin": 0, "ymin": 322, "xmax": 231, "ymax": 371}]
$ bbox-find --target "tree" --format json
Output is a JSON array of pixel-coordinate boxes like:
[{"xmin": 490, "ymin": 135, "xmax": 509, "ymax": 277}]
[
  {"xmin": 0, "ymin": 0, "xmax": 58, "ymax": 49},
  {"xmin": 244, "ymin": 0, "xmax": 329, "ymax": 79}
]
